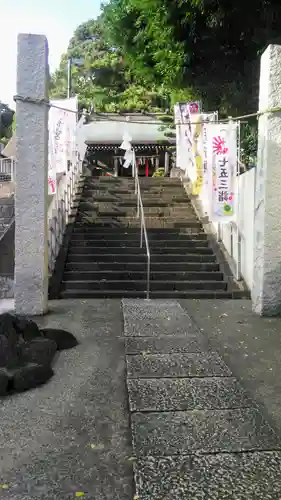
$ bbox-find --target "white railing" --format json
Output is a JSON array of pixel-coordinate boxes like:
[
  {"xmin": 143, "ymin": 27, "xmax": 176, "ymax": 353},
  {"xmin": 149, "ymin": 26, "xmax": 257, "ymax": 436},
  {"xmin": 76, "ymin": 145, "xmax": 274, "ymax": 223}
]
[
  {"xmin": 0, "ymin": 157, "xmax": 15, "ymax": 182},
  {"xmin": 0, "ymin": 199, "xmax": 14, "ymax": 242},
  {"xmin": 48, "ymin": 155, "xmax": 83, "ymax": 274},
  {"xmin": 133, "ymin": 151, "xmax": 151, "ymax": 299}
]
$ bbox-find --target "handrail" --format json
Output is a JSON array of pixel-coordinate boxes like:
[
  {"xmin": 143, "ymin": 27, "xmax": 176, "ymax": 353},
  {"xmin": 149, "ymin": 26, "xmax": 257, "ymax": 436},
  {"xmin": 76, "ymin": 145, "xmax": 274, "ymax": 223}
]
[
  {"xmin": 48, "ymin": 154, "xmax": 83, "ymax": 274},
  {"xmin": 0, "ymin": 157, "xmax": 15, "ymax": 182},
  {"xmin": 0, "ymin": 200, "xmax": 15, "ymax": 243},
  {"xmin": 133, "ymin": 151, "xmax": 151, "ymax": 299}
]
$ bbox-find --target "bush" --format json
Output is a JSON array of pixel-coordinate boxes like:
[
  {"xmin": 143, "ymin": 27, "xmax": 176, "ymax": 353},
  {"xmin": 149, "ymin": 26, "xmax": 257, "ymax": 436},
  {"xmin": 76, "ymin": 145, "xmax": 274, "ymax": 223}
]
[{"xmin": 152, "ymin": 168, "xmax": 165, "ymax": 177}]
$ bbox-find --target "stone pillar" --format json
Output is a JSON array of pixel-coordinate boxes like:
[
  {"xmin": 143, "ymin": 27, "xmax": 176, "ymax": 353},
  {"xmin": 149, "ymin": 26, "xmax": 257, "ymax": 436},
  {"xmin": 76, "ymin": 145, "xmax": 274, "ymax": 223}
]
[
  {"xmin": 164, "ymin": 151, "xmax": 169, "ymax": 175},
  {"xmin": 114, "ymin": 149, "xmax": 118, "ymax": 177},
  {"xmin": 15, "ymin": 34, "xmax": 49, "ymax": 315},
  {"xmin": 113, "ymin": 158, "xmax": 117, "ymax": 177},
  {"xmin": 252, "ymin": 44, "xmax": 281, "ymax": 315},
  {"xmin": 155, "ymin": 147, "xmax": 160, "ymax": 171}
]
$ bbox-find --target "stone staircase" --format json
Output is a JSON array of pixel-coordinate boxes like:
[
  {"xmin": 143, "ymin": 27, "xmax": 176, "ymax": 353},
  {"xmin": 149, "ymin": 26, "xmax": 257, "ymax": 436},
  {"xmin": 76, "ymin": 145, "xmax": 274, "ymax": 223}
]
[{"xmin": 53, "ymin": 176, "xmax": 249, "ymax": 299}]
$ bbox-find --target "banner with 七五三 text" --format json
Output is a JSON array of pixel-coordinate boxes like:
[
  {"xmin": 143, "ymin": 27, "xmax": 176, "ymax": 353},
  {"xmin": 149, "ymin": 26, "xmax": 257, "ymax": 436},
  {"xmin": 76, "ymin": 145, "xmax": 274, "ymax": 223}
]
[{"xmin": 206, "ymin": 122, "xmax": 237, "ymax": 223}]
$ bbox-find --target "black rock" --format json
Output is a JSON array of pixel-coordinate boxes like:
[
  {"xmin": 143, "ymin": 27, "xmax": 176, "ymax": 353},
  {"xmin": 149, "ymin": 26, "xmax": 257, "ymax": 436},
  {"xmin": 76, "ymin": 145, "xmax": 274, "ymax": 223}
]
[
  {"xmin": 12, "ymin": 363, "xmax": 54, "ymax": 392},
  {"xmin": 19, "ymin": 338, "xmax": 58, "ymax": 367},
  {"xmin": 0, "ymin": 333, "xmax": 20, "ymax": 369},
  {"xmin": 0, "ymin": 313, "xmax": 17, "ymax": 337},
  {"xmin": 14, "ymin": 316, "xmax": 42, "ymax": 341},
  {"xmin": 0, "ymin": 368, "xmax": 9, "ymax": 396},
  {"xmin": 40, "ymin": 328, "xmax": 79, "ymax": 351}
]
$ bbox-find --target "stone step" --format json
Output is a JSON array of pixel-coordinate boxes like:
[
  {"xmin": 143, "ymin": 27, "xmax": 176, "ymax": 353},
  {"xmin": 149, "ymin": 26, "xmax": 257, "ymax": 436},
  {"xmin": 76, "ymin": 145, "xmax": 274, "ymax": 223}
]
[
  {"xmin": 77, "ymin": 199, "xmax": 192, "ymax": 208},
  {"xmin": 65, "ymin": 261, "xmax": 220, "ymax": 272},
  {"xmin": 77, "ymin": 207, "xmax": 195, "ymax": 217},
  {"xmin": 71, "ymin": 227, "xmax": 206, "ymax": 236},
  {"xmin": 66, "ymin": 253, "xmax": 217, "ymax": 263},
  {"xmin": 77, "ymin": 196, "xmax": 190, "ymax": 204},
  {"xmin": 69, "ymin": 238, "xmax": 209, "ymax": 248},
  {"xmin": 77, "ymin": 190, "xmax": 187, "ymax": 198},
  {"xmin": 61, "ymin": 279, "xmax": 228, "ymax": 292},
  {"xmin": 67, "ymin": 245, "xmax": 213, "ymax": 255},
  {"xmin": 73, "ymin": 217, "xmax": 202, "ymax": 229},
  {"xmin": 70, "ymin": 232, "xmax": 208, "ymax": 241},
  {"xmin": 79, "ymin": 177, "xmax": 181, "ymax": 184},
  {"xmin": 60, "ymin": 289, "xmax": 250, "ymax": 299},
  {"xmin": 63, "ymin": 270, "xmax": 225, "ymax": 282}
]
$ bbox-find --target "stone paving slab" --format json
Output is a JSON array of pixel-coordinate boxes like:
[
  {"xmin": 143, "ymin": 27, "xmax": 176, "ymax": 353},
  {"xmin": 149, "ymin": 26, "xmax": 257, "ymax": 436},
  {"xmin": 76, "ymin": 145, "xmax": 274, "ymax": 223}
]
[
  {"xmin": 126, "ymin": 353, "xmax": 231, "ymax": 378},
  {"xmin": 125, "ymin": 335, "xmax": 208, "ymax": 354},
  {"xmin": 127, "ymin": 377, "xmax": 252, "ymax": 412},
  {"xmin": 131, "ymin": 408, "xmax": 279, "ymax": 456},
  {"xmin": 122, "ymin": 299, "xmax": 196, "ymax": 337},
  {"xmin": 133, "ymin": 452, "xmax": 281, "ymax": 500}
]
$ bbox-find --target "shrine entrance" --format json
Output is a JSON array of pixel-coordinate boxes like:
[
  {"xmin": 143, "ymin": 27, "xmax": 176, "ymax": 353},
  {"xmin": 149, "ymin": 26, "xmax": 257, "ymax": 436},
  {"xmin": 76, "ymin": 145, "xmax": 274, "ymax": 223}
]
[
  {"xmin": 80, "ymin": 113, "xmax": 174, "ymax": 177},
  {"xmin": 85, "ymin": 143, "xmax": 170, "ymax": 177}
]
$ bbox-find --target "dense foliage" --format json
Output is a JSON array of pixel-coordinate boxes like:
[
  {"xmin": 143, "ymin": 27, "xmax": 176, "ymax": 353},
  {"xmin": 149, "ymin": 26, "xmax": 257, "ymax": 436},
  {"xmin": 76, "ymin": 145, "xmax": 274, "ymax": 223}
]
[
  {"xmin": 0, "ymin": 103, "xmax": 14, "ymax": 148},
  {"xmin": 49, "ymin": 18, "xmax": 167, "ymax": 112},
  {"xmin": 102, "ymin": 0, "xmax": 281, "ymax": 116},
  {"xmin": 50, "ymin": 0, "xmax": 281, "ymax": 163}
]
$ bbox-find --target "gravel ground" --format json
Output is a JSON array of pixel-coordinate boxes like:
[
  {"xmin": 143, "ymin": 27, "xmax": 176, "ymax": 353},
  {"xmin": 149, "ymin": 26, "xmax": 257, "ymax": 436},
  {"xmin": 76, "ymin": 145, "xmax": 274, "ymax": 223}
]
[{"xmin": 0, "ymin": 299, "xmax": 133, "ymax": 500}]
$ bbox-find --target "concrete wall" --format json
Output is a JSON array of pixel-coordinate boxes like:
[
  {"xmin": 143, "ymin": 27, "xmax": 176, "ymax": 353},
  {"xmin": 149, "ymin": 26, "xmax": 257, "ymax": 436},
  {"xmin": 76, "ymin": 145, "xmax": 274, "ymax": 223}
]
[
  {"xmin": 219, "ymin": 168, "xmax": 256, "ymax": 290},
  {"xmin": 197, "ymin": 168, "xmax": 256, "ymax": 290}
]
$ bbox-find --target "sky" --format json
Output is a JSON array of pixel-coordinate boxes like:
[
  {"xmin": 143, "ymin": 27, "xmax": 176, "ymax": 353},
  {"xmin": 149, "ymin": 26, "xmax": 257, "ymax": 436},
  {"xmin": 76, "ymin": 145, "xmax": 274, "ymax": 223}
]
[{"xmin": 0, "ymin": 0, "xmax": 102, "ymax": 109}]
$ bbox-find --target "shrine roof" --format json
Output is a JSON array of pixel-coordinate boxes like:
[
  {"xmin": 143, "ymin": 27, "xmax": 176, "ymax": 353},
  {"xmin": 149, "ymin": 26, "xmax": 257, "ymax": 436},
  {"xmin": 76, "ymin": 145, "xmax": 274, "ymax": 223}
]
[{"xmin": 82, "ymin": 117, "xmax": 174, "ymax": 145}]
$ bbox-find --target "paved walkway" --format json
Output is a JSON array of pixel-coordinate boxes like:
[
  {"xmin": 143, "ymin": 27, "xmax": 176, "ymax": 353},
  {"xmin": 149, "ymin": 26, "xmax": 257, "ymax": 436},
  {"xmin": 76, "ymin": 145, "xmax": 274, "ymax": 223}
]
[
  {"xmin": 123, "ymin": 299, "xmax": 281, "ymax": 499},
  {"xmin": 1, "ymin": 298, "xmax": 281, "ymax": 499}
]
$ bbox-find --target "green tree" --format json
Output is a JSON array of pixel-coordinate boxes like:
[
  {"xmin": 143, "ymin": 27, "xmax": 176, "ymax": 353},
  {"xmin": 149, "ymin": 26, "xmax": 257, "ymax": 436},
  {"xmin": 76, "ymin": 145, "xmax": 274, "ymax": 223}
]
[
  {"xmin": 102, "ymin": 0, "xmax": 281, "ymax": 115},
  {"xmin": 0, "ymin": 102, "xmax": 14, "ymax": 148},
  {"xmin": 50, "ymin": 17, "xmax": 167, "ymax": 113}
]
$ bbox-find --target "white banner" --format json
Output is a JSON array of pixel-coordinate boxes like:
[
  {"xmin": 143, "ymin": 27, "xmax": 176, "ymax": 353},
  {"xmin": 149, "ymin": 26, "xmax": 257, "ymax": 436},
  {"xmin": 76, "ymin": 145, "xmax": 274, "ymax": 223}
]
[
  {"xmin": 174, "ymin": 101, "xmax": 202, "ymax": 124},
  {"xmin": 48, "ymin": 169, "xmax": 56, "ymax": 195},
  {"xmin": 75, "ymin": 112, "xmax": 87, "ymax": 161},
  {"xmin": 48, "ymin": 97, "xmax": 78, "ymax": 195},
  {"xmin": 206, "ymin": 122, "xmax": 237, "ymax": 222},
  {"xmin": 49, "ymin": 97, "xmax": 78, "ymax": 175},
  {"xmin": 175, "ymin": 111, "xmax": 217, "ymax": 195}
]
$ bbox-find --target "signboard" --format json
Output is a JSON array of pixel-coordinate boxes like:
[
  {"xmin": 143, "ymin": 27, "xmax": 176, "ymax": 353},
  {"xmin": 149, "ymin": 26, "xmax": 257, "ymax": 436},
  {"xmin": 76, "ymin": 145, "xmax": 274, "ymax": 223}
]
[
  {"xmin": 48, "ymin": 97, "xmax": 78, "ymax": 195},
  {"xmin": 49, "ymin": 96, "xmax": 78, "ymax": 174},
  {"xmin": 175, "ymin": 110, "xmax": 217, "ymax": 195},
  {"xmin": 206, "ymin": 122, "xmax": 237, "ymax": 222},
  {"xmin": 174, "ymin": 101, "xmax": 202, "ymax": 124}
]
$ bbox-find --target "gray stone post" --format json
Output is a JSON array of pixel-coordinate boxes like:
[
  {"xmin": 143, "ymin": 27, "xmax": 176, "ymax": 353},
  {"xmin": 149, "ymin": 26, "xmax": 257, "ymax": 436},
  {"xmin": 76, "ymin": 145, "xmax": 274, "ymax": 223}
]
[
  {"xmin": 252, "ymin": 44, "xmax": 281, "ymax": 315},
  {"xmin": 164, "ymin": 151, "xmax": 169, "ymax": 175},
  {"xmin": 15, "ymin": 34, "xmax": 49, "ymax": 315}
]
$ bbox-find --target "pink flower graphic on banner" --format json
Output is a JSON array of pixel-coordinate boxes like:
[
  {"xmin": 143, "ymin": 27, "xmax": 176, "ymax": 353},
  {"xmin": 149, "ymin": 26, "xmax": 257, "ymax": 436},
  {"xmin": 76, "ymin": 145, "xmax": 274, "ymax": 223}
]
[
  {"xmin": 48, "ymin": 177, "xmax": 56, "ymax": 194},
  {"xmin": 213, "ymin": 136, "xmax": 228, "ymax": 155},
  {"xmin": 189, "ymin": 102, "xmax": 199, "ymax": 114}
]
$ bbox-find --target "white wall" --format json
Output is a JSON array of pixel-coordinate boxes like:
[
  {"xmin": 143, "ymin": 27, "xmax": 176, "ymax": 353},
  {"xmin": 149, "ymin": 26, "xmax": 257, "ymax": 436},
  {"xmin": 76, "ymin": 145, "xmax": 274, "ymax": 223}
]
[{"xmin": 198, "ymin": 167, "xmax": 256, "ymax": 290}]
